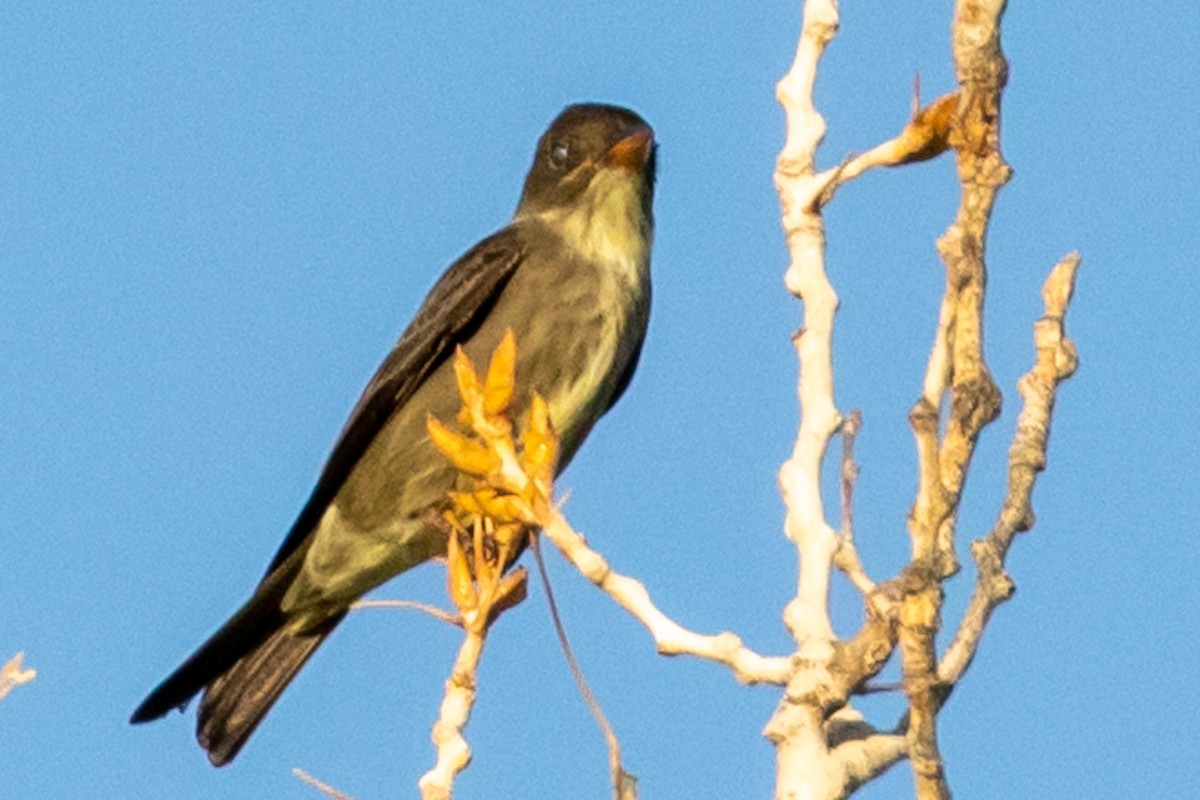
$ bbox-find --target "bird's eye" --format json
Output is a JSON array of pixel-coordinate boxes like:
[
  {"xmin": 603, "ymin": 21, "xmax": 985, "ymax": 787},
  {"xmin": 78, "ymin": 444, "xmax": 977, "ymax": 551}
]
[{"xmin": 549, "ymin": 141, "xmax": 570, "ymax": 168}]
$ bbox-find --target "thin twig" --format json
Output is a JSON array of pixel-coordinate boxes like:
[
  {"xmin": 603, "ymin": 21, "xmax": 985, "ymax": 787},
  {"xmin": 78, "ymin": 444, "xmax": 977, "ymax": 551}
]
[
  {"xmin": 531, "ymin": 537, "xmax": 637, "ymax": 800},
  {"xmin": 294, "ymin": 768, "xmax": 358, "ymax": 800},
  {"xmin": 834, "ymin": 410, "xmax": 875, "ymax": 594},
  {"xmin": 351, "ymin": 599, "xmax": 462, "ymax": 627}
]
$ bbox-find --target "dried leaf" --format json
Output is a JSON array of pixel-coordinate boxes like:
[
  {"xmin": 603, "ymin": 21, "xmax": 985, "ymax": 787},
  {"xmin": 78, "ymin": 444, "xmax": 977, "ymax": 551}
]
[
  {"xmin": 893, "ymin": 92, "xmax": 957, "ymax": 165},
  {"xmin": 452, "ymin": 345, "xmax": 485, "ymax": 427},
  {"xmin": 0, "ymin": 651, "xmax": 36, "ymax": 702},
  {"xmin": 484, "ymin": 330, "xmax": 518, "ymax": 418},
  {"xmin": 491, "ymin": 522, "xmax": 527, "ymax": 550},
  {"xmin": 452, "ymin": 345, "xmax": 482, "ymax": 403},
  {"xmin": 485, "ymin": 568, "xmax": 529, "ymax": 625},
  {"xmin": 445, "ymin": 530, "xmax": 477, "ymax": 613},
  {"xmin": 477, "ymin": 493, "xmax": 537, "ymax": 525},
  {"xmin": 448, "ymin": 489, "xmax": 498, "ymax": 516},
  {"xmin": 427, "ymin": 416, "xmax": 500, "ymax": 476},
  {"xmin": 522, "ymin": 393, "xmax": 559, "ymax": 492}
]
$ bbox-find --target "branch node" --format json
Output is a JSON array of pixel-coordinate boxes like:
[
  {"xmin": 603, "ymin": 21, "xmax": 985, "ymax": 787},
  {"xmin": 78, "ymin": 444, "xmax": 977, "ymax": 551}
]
[{"xmin": 951, "ymin": 373, "xmax": 1002, "ymax": 436}]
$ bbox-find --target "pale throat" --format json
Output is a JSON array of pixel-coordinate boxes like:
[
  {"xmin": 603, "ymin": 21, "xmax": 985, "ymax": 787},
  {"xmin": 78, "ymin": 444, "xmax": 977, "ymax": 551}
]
[
  {"xmin": 529, "ymin": 168, "xmax": 651, "ymax": 445},
  {"xmin": 539, "ymin": 169, "xmax": 651, "ymax": 288}
]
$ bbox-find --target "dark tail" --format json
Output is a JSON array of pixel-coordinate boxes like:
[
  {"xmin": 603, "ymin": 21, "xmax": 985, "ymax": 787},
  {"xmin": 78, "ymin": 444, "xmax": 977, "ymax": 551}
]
[
  {"xmin": 131, "ymin": 544, "xmax": 344, "ymax": 765},
  {"xmin": 197, "ymin": 614, "xmax": 343, "ymax": 765},
  {"xmin": 131, "ymin": 599, "xmax": 344, "ymax": 766}
]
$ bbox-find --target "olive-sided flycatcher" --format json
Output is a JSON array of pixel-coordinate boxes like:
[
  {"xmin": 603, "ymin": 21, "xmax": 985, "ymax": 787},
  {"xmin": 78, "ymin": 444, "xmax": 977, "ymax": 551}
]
[{"xmin": 131, "ymin": 103, "xmax": 656, "ymax": 765}]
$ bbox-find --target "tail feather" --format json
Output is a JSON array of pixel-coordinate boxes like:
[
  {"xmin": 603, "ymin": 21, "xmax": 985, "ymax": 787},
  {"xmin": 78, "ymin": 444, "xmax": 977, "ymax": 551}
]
[
  {"xmin": 131, "ymin": 543, "xmax": 345, "ymax": 765},
  {"xmin": 129, "ymin": 604, "xmax": 285, "ymax": 725},
  {"xmin": 198, "ymin": 614, "xmax": 343, "ymax": 766}
]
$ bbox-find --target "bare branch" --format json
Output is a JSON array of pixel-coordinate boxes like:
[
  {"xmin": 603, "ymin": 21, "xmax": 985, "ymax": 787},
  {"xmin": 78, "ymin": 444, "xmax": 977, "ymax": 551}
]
[
  {"xmin": 767, "ymin": 3, "xmax": 859, "ymax": 798},
  {"xmin": 828, "ymin": 704, "xmax": 908, "ymax": 793},
  {"xmin": 418, "ymin": 628, "xmax": 486, "ymax": 800},
  {"xmin": 773, "ymin": 0, "xmax": 843, "ymax": 652},
  {"xmin": 939, "ymin": 253, "xmax": 1080, "ymax": 685},
  {"xmin": 897, "ymin": 2, "xmax": 1012, "ymax": 797},
  {"xmin": 538, "ymin": 510, "xmax": 791, "ymax": 685},
  {"xmin": 294, "ymin": 768, "xmax": 358, "ymax": 800}
]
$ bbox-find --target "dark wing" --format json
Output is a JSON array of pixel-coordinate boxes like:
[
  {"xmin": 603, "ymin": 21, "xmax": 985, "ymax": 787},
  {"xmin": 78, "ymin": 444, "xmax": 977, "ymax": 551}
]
[
  {"xmin": 129, "ymin": 226, "xmax": 528, "ymax": 728},
  {"xmin": 263, "ymin": 226, "xmax": 527, "ymax": 575}
]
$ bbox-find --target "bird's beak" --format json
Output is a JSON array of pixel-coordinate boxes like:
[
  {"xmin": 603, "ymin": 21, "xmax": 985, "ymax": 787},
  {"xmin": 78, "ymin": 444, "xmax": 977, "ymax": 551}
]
[{"xmin": 606, "ymin": 126, "xmax": 654, "ymax": 172}]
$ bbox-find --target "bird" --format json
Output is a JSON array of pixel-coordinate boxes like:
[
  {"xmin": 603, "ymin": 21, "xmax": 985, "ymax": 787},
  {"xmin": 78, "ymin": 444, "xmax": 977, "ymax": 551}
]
[{"xmin": 130, "ymin": 103, "xmax": 656, "ymax": 766}]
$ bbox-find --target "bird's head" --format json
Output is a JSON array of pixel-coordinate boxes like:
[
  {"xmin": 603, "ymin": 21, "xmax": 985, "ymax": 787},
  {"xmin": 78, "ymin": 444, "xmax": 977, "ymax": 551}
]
[{"xmin": 515, "ymin": 103, "xmax": 656, "ymax": 221}]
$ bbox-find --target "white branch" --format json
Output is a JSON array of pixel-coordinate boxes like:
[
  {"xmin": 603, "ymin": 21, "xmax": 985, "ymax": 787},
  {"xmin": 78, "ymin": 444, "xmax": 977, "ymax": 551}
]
[
  {"xmin": 418, "ymin": 630, "xmax": 486, "ymax": 800},
  {"xmin": 774, "ymin": 0, "xmax": 841, "ymax": 658},
  {"xmin": 539, "ymin": 510, "xmax": 791, "ymax": 685},
  {"xmin": 765, "ymin": 3, "xmax": 864, "ymax": 799}
]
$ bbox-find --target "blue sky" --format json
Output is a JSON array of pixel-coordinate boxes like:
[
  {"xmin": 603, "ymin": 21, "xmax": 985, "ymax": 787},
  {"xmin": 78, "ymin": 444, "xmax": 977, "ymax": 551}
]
[{"xmin": 2, "ymin": 2, "xmax": 1197, "ymax": 798}]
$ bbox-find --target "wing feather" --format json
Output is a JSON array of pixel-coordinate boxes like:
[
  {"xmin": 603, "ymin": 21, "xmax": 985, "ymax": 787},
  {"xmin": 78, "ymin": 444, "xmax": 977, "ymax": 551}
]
[{"xmin": 263, "ymin": 226, "xmax": 526, "ymax": 575}]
